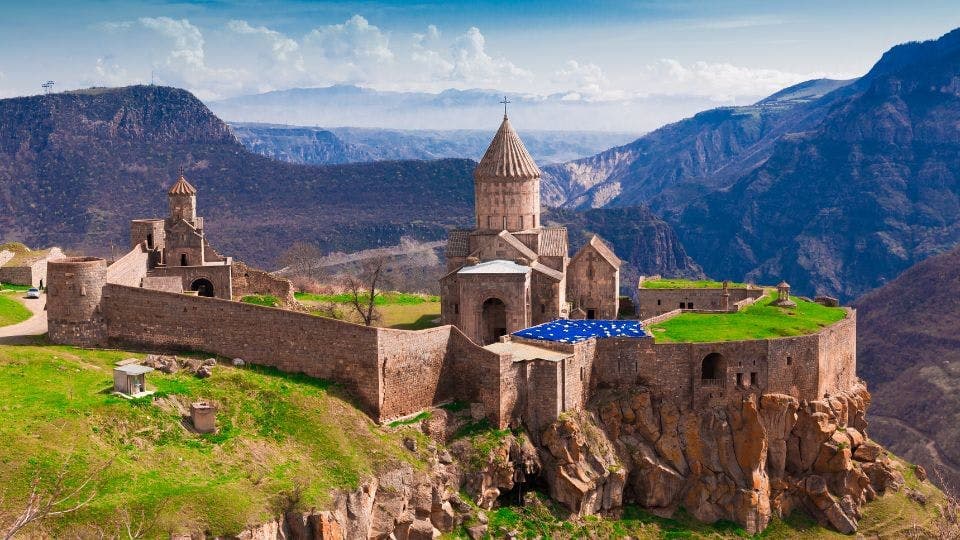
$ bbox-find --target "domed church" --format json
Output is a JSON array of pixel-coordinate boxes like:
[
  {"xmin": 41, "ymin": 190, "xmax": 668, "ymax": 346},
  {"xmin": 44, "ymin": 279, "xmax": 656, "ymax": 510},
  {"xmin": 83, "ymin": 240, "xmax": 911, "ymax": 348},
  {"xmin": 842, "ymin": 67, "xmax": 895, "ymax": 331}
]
[{"xmin": 441, "ymin": 111, "xmax": 622, "ymax": 345}]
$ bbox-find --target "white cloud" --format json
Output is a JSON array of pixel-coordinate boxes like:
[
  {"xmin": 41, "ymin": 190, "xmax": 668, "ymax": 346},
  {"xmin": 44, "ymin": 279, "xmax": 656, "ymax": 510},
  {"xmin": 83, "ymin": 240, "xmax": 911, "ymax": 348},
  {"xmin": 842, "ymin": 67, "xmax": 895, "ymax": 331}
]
[
  {"xmin": 635, "ymin": 59, "xmax": 832, "ymax": 101},
  {"xmin": 448, "ymin": 27, "xmax": 531, "ymax": 85},
  {"xmin": 552, "ymin": 60, "xmax": 622, "ymax": 100},
  {"xmin": 303, "ymin": 15, "xmax": 393, "ymax": 64}
]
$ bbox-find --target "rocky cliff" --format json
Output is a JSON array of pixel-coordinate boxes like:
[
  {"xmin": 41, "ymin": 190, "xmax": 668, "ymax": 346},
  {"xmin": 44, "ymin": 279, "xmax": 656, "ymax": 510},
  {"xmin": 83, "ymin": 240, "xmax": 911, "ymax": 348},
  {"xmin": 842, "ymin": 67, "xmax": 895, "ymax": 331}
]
[{"xmin": 538, "ymin": 384, "xmax": 907, "ymax": 535}]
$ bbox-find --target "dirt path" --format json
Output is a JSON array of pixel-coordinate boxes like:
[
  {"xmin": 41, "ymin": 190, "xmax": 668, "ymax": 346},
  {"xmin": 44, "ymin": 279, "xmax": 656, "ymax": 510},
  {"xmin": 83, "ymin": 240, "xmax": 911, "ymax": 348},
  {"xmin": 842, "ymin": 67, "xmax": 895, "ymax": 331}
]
[{"xmin": 0, "ymin": 294, "xmax": 47, "ymax": 344}]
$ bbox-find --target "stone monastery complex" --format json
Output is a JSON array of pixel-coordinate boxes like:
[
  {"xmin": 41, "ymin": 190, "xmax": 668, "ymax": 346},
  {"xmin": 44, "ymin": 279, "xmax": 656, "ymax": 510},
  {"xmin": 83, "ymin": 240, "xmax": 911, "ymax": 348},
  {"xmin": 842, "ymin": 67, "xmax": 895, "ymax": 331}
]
[
  {"xmin": 44, "ymin": 110, "xmax": 857, "ymax": 431},
  {"xmin": 40, "ymin": 111, "xmax": 886, "ymax": 534}
]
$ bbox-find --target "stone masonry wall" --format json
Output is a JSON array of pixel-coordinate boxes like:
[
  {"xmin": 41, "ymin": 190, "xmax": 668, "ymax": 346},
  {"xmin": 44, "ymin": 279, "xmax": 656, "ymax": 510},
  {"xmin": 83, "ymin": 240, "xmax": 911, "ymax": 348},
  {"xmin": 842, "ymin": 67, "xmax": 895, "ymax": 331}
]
[
  {"xmin": 378, "ymin": 326, "xmax": 454, "ymax": 420},
  {"xmin": 101, "ymin": 284, "xmax": 384, "ymax": 416},
  {"xmin": 231, "ymin": 261, "xmax": 296, "ymax": 305},
  {"xmin": 105, "ymin": 244, "xmax": 151, "ymax": 287},
  {"xmin": 817, "ymin": 310, "xmax": 858, "ymax": 396},
  {"xmin": 637, "ymin": 287, "xmax": 763, "ymax": 319}
]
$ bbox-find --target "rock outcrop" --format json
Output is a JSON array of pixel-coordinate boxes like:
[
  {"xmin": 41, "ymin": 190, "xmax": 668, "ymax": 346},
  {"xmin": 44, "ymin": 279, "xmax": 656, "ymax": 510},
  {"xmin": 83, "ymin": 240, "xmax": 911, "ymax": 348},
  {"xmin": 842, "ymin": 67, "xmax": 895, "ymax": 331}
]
[{"xmin": 536, "ymin": 382, "xmax": 903, "ymax": 534}]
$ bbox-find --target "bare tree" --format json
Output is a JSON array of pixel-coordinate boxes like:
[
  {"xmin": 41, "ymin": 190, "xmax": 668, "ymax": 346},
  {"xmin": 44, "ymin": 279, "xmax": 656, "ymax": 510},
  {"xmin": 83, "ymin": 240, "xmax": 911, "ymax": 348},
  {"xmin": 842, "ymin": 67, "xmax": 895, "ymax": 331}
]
[
  {"xmin": 1, "ymin": 455, "xmax": 112, "ymax": 539},
  {"xmin": 343, "ymin": 256, "xmax": 388, "ymax": 326},
  {"xmin": 278, "ymin": 241, "xmax": 324, "ymax": 279}
]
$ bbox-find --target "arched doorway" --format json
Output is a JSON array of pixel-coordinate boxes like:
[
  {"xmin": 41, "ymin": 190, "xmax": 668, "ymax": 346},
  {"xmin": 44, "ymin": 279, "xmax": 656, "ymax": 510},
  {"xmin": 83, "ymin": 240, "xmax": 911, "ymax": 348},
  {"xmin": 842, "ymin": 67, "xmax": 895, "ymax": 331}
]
[
  {"xmin": 481, "ymin": 298, "xmax": 507, "ymax": 345},
  {"xmin": 701, "ymin": 352, "xmax": 724, "ymax": 385},
  {"xmin": 191, "ymin": 278, "xmax": 215, "ymax": 298}
]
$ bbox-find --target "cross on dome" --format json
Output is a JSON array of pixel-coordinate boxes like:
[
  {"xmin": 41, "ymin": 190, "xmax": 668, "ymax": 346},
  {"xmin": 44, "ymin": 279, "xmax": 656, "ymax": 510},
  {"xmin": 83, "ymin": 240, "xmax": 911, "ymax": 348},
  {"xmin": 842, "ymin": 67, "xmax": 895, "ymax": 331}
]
[{"xmin": 500, "ymin": 95, "xmax": 510, "ymax": 118}]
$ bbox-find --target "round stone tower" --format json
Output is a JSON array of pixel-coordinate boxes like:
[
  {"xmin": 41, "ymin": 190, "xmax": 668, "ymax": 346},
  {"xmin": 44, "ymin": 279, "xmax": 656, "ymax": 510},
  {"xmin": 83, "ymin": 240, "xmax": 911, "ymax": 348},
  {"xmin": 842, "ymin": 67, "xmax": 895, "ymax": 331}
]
[
  {"xmin": 47, "ymin": 257, "xmax": 108, "ymax": 346},
  {"xmin": 474, "ymin": 114, "xmax": 542, "ymax": 232}
]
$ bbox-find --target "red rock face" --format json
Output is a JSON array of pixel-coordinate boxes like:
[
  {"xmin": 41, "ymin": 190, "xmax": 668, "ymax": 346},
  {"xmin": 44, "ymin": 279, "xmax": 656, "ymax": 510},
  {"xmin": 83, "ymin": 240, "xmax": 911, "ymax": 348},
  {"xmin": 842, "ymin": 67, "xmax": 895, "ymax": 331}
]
[{"xmin": 538, "ymin": 382, "xmax": 904, "ymax": 535}]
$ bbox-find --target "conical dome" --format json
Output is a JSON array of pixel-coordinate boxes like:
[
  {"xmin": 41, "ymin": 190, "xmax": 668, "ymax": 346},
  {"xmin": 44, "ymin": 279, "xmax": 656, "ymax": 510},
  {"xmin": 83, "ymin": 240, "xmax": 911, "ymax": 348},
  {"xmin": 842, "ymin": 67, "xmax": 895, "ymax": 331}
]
[
  {"xmin": 168, "ymin": 174, "xmax": 197, "ymax": 195},
  {"xmin": 475, "ymin": 116, "xmax": 541, "ymax": 181}
]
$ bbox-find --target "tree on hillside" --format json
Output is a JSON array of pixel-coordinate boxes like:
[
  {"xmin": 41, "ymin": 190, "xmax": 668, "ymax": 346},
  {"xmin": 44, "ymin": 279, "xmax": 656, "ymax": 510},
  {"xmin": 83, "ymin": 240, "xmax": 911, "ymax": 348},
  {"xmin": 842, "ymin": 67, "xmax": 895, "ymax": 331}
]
[
  {"xmin": 343, "ymin": 256, "xmax": 388, "ymax": 326},
  {"xmin": 278, "ymin": 241, "xmax": 324, "ymax": 279},
  {"xmin": 1, "ymin": 455, "xmax": 112, "ymax": 539}
]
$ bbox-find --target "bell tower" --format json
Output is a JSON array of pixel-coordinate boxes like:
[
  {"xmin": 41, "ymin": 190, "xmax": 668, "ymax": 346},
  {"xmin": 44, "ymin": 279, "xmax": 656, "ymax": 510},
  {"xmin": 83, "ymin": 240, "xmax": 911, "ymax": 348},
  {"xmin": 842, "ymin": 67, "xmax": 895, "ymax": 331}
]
[
  {"xmin": 474, "ymin": 99, "xmax": 542, "ymax": 232},
  {"xmin": 168, "ymin": 168, "xmax": 197, "ymax": 224}
]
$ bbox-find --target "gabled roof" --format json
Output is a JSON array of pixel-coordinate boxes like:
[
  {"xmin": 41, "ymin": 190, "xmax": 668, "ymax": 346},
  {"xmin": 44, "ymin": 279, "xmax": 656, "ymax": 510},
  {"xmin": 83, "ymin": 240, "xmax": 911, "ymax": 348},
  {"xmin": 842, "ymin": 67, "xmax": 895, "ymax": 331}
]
[
  {"xmin": 531, "ymin": 261, "xmax": 564, "ymax": 282},
  {"xmin": 446, "ymin": 229, "xmax": 471, "ymax": 257},
  {"xmin": 539, "ymin": 227, "xmax": 568, "ymax": 257},
  {"xmin": 168, "ymin": 175, "xmax": 197, "ymax": 195},
  {"xmin": 497, "ymin": 230, "xmax": 538, "ymax": 261},
  {"xmin": 475, "ymin": 116, "xmax": 541, "ymax": 181},
  {"xmin": 458, "ymin": 259, "xmax": 531, "ymax": 275},
  {"xmin": 573, "ymin": 235, "xmax": 622, "ymax": 269}
]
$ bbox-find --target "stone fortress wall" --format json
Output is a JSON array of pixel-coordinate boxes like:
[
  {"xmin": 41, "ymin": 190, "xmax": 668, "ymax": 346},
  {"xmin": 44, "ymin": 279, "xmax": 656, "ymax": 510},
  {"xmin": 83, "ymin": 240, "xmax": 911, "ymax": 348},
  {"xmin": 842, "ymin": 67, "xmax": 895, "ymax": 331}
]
[
  {"xmin": 47, "ymin": 245, "xmax": 859, "ymax": 434},
  {"xmin": 637, "ymin": 276, "xmax": 765, "ymax": 319}
]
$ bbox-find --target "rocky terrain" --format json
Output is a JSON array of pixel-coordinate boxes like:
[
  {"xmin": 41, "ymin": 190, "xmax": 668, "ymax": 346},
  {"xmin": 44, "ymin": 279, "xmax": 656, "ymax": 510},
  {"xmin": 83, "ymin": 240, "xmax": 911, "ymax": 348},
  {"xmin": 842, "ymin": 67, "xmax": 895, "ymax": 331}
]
[
  {"xmin": 230, "ymin": 123, "xmax": 637, "ymax": 166},
  {"xmin": 855, "ymin": 243, "xmax": 960, "ymax": 491}
]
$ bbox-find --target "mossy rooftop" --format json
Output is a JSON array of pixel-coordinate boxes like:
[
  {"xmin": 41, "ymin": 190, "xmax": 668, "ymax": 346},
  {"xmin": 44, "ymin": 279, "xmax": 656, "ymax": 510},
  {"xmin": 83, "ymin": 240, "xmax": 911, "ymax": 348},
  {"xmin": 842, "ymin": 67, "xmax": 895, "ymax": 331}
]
[
  {"xmin": 649, "ymin": 294, "xmax": 848, "ymax": 343},
  {"xmin": 640, "ymin": 278, "xmax": 750, "ymax": 289}
]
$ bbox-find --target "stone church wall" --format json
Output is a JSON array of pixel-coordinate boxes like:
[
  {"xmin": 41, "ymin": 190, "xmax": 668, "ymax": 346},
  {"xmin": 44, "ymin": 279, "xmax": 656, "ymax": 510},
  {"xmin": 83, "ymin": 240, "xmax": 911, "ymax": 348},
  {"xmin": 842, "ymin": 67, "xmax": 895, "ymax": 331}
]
[{"xmin": 148, "ymin": 263, "xmax": 233, "ymax": 300}]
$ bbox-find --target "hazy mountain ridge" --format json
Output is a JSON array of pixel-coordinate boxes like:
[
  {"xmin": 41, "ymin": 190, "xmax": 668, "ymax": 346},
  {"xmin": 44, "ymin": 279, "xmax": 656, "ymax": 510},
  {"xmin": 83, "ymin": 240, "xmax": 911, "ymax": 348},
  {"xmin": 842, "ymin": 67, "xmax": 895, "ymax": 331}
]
[
  {"xmin": 229, "ymin": 122, "xmax": 638, "ymax": 166},
  {"xmin": 208, "ymin": 84, "xmax": 735, "ymax": 132},
  {"xmin": 540, "ymin": 77, "xmax": 855, "ymax": 210}
]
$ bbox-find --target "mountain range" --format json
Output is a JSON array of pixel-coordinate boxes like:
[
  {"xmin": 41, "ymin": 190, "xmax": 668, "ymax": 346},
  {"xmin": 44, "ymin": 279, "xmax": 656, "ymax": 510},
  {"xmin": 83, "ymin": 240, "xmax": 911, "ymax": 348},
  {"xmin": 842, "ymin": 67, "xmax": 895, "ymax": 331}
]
[
  {"xmin": 229, "ymin": 123, "xmax": 637, "ymax": 166},
  {"xmin": 208, "ymin": 84, "xmax": 734, "ymax": 132},
  {"xmin": 0, "ymin": 85, "xmax": 700, "ymax": 283},
  {"xmin": 541, "ymin": 28, "xmax": 960, "ymax": 301}
]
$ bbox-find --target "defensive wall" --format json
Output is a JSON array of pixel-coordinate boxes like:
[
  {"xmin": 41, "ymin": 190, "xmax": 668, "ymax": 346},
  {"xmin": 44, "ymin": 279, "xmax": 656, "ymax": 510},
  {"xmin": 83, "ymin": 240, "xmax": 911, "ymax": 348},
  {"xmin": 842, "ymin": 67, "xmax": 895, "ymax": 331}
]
[{"xmin": 46, "ymin": 248, "xmax": 859, "ymax": 433}]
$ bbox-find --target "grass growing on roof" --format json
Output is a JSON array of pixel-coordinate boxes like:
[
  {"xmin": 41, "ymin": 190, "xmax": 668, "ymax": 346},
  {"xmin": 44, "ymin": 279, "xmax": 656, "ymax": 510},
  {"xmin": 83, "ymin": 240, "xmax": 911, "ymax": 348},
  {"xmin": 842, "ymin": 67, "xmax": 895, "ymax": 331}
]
[
  {"xmin": 240, "ymin": 294, "xmax": 281, "ymax": 307},
  {"xmin": 0, "ymin": 340, "xmax": 423, "ymax": 537},
  {"xmin": 0, "ymin": 293, "xmax": 32, "ymax": 326},
  {"xmin": 649, "ymin": 295, "xmax": 846, "ymax": 343},
  {"xmin": 641, "ymin": 278, "xmax": 749, "ymax": 289}
]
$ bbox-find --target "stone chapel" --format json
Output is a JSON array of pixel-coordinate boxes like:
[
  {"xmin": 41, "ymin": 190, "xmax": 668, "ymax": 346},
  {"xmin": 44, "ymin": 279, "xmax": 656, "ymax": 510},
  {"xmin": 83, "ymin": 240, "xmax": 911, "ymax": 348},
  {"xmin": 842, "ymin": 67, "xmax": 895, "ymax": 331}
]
[{"xmin": 441, "ymin": 112, "xmax": 622, "ymax": 344}]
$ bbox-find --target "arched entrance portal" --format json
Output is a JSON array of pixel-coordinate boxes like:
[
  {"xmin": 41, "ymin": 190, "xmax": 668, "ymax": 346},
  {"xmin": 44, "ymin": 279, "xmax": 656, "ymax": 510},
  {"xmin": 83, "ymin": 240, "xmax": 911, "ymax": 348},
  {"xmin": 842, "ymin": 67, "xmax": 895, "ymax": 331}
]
[
  {"xmin": 481, "ymin": 298, "xmax": 507, "ymax": 345},
  {"xmin": 191, "ymin": 278, "xmax": 215, "ymax": 298},
  {"xmin": 701, "ymin": 352, "xmax": 724, "ymax": 385}
]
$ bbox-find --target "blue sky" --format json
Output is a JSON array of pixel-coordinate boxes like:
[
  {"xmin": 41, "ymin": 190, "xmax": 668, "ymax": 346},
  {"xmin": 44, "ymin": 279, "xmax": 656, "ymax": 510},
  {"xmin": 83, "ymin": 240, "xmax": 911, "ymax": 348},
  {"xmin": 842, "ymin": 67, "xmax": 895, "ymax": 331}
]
[{"xmin": 1, "ymin": 0, "xmax": 959, "ymax": 103}]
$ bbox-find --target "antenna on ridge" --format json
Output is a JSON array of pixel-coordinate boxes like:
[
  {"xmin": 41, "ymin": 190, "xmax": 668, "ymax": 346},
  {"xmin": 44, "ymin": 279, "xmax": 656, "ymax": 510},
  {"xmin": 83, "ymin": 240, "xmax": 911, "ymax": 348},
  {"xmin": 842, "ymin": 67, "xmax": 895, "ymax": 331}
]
[
  {"xmin": 41, "ymin": 81, "xmax": 55, "ymax": 94},
  {"xmin": 500, "ymin": 95, "xmax": 510, "ymax": 117}
]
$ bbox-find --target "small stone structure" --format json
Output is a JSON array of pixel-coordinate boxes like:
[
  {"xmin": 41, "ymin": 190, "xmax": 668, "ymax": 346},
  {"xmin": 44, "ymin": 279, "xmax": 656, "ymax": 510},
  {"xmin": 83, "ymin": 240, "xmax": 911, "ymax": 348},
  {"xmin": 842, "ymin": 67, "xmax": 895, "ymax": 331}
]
[
  {"xmin": 771, "ymin": 281, "xmax": 797, "ymax": 308},
  {"xmin": 113, "ymin": 364, "xmax": 154, "ymax": 397},
  {"xmin": 637, "ymin": 276, "xmax": 764, "ymax": 319},
  {"xmin": 190, "ymin": 401, "xmax": 217, "ymax": 433},
  {"xmin": 0, "ymin": 245, "xmax": 64, "ymax": 288}
]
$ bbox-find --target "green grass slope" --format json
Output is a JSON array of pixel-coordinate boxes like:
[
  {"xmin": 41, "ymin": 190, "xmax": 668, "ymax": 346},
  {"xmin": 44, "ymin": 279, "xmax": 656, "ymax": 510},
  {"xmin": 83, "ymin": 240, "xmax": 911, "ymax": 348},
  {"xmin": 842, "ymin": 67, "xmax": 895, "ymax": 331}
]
[
  {"xmin": 0, "ymin": 292, "xmax": 32, "ymax": 327},
  {"xmin": 649, "ymin": 295, "xmax": 847, "ymax": 343},
  {"xmin": 0, "ymin": 340, "xmax": 421, "ymax": 537}
]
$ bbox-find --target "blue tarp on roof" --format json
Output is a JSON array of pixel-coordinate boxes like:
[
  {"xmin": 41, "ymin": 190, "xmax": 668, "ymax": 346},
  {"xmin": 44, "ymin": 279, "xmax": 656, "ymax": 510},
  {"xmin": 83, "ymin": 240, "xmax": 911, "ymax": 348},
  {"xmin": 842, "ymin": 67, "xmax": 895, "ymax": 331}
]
[{"xmin": 512, "ymin": 320, "xmax": 647, "ymax": 344}]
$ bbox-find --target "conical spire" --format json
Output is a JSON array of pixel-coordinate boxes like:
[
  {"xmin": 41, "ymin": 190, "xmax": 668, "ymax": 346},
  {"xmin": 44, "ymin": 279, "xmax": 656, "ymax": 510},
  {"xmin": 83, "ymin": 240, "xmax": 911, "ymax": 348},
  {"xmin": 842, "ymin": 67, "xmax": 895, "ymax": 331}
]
[
  {"xmin": 168, "ymin": 172, "xmax": 197, "ymax": 195},
  {"xmin": 475, "ymin": 115, "xmax": 541, "ymax": 181}
]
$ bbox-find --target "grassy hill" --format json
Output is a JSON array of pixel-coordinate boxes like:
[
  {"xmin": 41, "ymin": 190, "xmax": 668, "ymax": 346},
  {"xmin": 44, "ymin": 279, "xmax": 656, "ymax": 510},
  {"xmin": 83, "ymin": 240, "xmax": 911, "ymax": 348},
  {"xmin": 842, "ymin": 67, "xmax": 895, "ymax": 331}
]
[
  {"xmin": 0, "ymin": 338, "xmax": 950, "ymax": 538},
  {"xmin": 0, "ymin": 339, "xmax": 422, "ymax": 537}
]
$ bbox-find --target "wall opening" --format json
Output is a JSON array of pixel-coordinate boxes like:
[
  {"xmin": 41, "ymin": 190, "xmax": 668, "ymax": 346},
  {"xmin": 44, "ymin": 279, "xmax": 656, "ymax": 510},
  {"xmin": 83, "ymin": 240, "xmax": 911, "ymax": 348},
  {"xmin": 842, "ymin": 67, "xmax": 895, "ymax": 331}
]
[
  {"xmin": 736, "ymin": 373, "xmax": 743, "ymax": 387},
  {"xmin": 191, "ymin": 278, "xmax": 215, "ymax": 298},
  {"xmin": 787, "ymin": 356, "xmax": 793, "ymax": 366},
  {"xmin": 750, "ymin": 372, "xmax": 758, "ymax": 386},
  {"xmin": 481, "ymin": 297, "xmax": 507, "ymax": 345},
  {"xmin": 701, "ymin": 352, "xmax": 724, "ymax": 384},
  {"xmin": 586, "ymin": 309, "xmax": 596, "ymax": 320},
  {"xmin": 146, "ymin": 233, "xmax": 154, "ymax": 249},
  {"xmin": 180, "ymin": 254, "xmax": 188, "ymax": 266}
]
